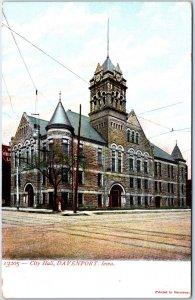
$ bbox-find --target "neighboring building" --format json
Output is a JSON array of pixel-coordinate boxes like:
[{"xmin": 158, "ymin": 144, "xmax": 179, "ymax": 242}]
[
  {"xmin": 10, "ymin": 55, "xmax": 187, "ymax": 209},
  {"xmin": 2, "ymin": 144, "xmax": 11, "ymax": 206},
  {"xmin": 186, "ymin": 179, "xmax": 192, "ymax": 208}
]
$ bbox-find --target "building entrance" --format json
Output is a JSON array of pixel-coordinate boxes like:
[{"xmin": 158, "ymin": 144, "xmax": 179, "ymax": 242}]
[
  {"xmin": 25, "ymin": 184, "xmax": 34, "ymax": 207},
  {"xmin": 109, "ymin": 185, "xmax": 123, "ymax": 208},
  {"xmin": 155, "ymin": 196, "xmax": 161, "ymax": 208}
]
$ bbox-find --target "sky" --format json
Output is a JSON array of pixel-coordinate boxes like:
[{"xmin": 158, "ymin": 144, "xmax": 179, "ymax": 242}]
[{"xmin": 2, "ymin": 1, "xmax": 192, "ymax": 176}]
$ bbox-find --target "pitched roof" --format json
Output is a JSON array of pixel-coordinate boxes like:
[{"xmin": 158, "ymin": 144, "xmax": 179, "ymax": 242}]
[
  {"xmin": 66, "ymin": 110, "xmax": 106, "ymax": 144},
  {"xmin": 27, "ymin": 115, "xmax": 48, "ymax": 136},
  {"xmin": 150, "ymin": 143, "xmax": 176, "ymax": 162},
  {"xmin": 47, "ymin": 101, "xmax": 72, "ymax": 130},
  {"xmin": 171, "ymin": 144, "xmax": 185, "ymax": 161},
  {"xmin": 27, "ymin": 110, "xmax": 106, "ymax": 144},
  {"xmin": 102, "ymin": 56, "xmax": 115, "ymax": 73}
]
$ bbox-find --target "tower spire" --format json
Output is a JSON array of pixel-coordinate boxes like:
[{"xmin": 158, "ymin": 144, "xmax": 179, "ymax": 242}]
[
  {"xmin": 107, "ymin": 18, "xmax": 109, "ymax": 58},
  {"xmin": 59, "ymin": 91, "xmax": 61, "ymax": 102}
]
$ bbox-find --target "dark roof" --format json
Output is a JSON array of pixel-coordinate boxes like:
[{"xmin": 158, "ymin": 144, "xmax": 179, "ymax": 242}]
[
  {"xmin": 150, "ymin": 143, "xmax": 176, "ymax": 162},
  {"xmin": 102, "ymin": 56, "xmax": 115, "ymax": 73},
  {"xmin": 47, "ymin": 101, "xmax": 72, "ymax": 130},
  {"xmin": 27, "ymin": 115, "xmax": 48, "ymax": 136},
  {"xmin": 27, "ymin": 110, "xmax": 106, "ymax": 144},
  {"xmin": 66, "ymin": 110, "xmax": 106, "ymax": 144},
  {"xmin": 171, "ymin": 144, "xmax": 185, "ymax": 161}
]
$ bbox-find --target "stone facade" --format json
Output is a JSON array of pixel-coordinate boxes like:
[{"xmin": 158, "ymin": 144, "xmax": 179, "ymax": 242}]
[{"xmin": 10, "ymin": 56, "xmax": 187, "ymax": 210}]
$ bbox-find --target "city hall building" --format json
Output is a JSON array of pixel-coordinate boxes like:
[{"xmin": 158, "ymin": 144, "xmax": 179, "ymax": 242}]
[{"xmin": 10, "ymin": 55, "xmax": 187, "ymax": 210}]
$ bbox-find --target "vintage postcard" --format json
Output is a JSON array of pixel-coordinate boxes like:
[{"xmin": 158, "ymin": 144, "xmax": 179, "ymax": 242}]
[{"xmin": 1, "ymin": 1, "xmax": 191, "ymax": 298}]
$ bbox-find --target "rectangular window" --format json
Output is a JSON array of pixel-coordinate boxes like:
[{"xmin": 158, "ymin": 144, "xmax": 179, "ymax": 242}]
[
  {"xmin": 155, "ymin": 181, "xmax": 158, "ymax": 191},
  {"xmin": 78, "ymin": 171, "xmax": 83, "ymax": 184},
  {"xmin": 62, "ymin": 168, "xmax": 69, "ymax": 183},
  {"xmin": 167, "ymin": 165, "xmax": 170, "ymax": 178},
  {"xmin": 42, "ymin": 193, "xmax": 46, "ymax": 205},
  {"xmin": 129, "ymin": 158, "xmax": 134, "ymax": 171},
  {"xmin": 130, "ymin": 196, "xmax": 134, "ymax": 206},
  {"xmin": 144, "ymin": 161, "xmax": 148, "ymax": 173},
  {"xmin": 130, "ymin": 177, "xmax": 134, "ymax": 188},
  {"xmin": 168, "ymin": 183, "xmax": 170, "ymax": 193},
  {"xmin": 155, "ymin": 162, "xmax": 158, "ymax": 176},
  {"xmin": 49, "ymin": 192, "xmax": 54, "ymax": 208},
  {"xmin": 49, "ymin": 167, "xmax": 53, "ymax": 183},
  {"xmin": 61, "ymin": 192, "xmax": 68, "ymax": 208},
  {"xmin": 137, "ymin": 160, "xmax": 141, "ymax": 172},
  {"xmin": 98, "ymin": 194, "xmax": 102, "ymax": 207},
  {"xmin": 137, "ymin": 196, "xmax": 141, "ymax": 206},
  {"xmin": 112, "ymin": 150, "xmax": 115, "ymax": 172},
  {"xmin": 118, "ymin": 152, "xmax": 122, "ymax": 173},
  {"xmin": 14, "ymin": 153, "xmax": 17, "ymax": 167},
  {"xmin": 144, "ymin": 179, "xmax": 148, "ymax": 190},
  {"xmin": 137, "ymin": 178, "xmax": 141, "ymax": 189},
  {"xmin": 42, "ymin": 170, "xmax": 46, "ymax": 186},
  {"xmin": 171, "ymin": 183, "xmax": 174, "ymax": 193},
  {"xmin": 14, "ymin": 175, "xmax": 16, "ymax": 188},
  {"xmin": 19, "ymin": 152, "xmax": 21, "ymax": 166},
  {"xmin": 181, "ymin": 184, "xmax": 184, "ymax": 194},
  {"xmin": 159, "ymin": 163, "xmax": 162, "ymax": 176},
  {"xmin": 98, "ymin": 148, "xmax": 102, "ymax": 165},
  {"xmin": 98, "ymin": 173, "xmax": 102, "ymax": 186},
  {"xmin": 171, "ymin": 166, "xmax": 174, "ymax": 178},
  {"xmin": 49, "ymin": 144, "xmax": 53, "ymax": 159},
  {"xmin": 159, "ymin": 182, "xmax": 162, "ymax": 192},
  {"xmin": 63, "ymin": 143, "xmax": 69, "ymax": 156},
  {"xmin": 78, "ymin": 193, "xmax": 83, "ymax": 206},
  {"xmin": 26, "ymin": 150, "xmax": 29, "ymax": 164},
  {"xmin": 144, "ymin": 196, "xmax": 148, "ymax": 206}
]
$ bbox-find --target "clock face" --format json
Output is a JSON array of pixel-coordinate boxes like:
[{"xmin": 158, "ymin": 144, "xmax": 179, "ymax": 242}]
[
  {"xmin": 116, "ymin": 74, "xmax": 122, "ymax": 81},
  {"xmin": 95, "ymin": 74, "xmax": 101, "ymax": 82}
]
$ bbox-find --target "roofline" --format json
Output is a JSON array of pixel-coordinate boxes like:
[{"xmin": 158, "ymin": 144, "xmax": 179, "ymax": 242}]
[{"xmin": 153, "ymin": 156, "xmax": 178, "ymax": 164}]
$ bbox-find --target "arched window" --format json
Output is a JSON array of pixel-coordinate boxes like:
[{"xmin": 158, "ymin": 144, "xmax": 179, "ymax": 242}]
[
  {"xmin": 136, "ymin": 132, "xmax": 139, "ymax": 144},
  {"xmin": 127, "ymin": 130, "xmax": 130, "ymax": 142},
  {"xmin": 131, "ymin": 131, "xmax": 135, "ymax": 143}
]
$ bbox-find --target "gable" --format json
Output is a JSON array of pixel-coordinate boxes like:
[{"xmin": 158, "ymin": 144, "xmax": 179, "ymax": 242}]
[{"xmin": 126, "ymin": 110, "xmax": 153, "ymax": 156}]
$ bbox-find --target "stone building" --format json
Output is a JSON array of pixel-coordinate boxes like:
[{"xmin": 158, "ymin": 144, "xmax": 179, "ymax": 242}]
[{"xmin": 10, "ymin": 55, "xmax": 187, "ymax": 209}]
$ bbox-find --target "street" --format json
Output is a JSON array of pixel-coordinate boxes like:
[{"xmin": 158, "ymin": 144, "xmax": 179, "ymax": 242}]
[{"xmin": 2, "ymin": 210, "xmax": 191, "ymax": 260}]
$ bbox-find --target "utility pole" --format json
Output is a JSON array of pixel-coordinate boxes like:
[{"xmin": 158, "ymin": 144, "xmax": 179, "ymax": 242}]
[{"xmin": 73, "ymin": 104, "xmax": 81, "ymax": 213}]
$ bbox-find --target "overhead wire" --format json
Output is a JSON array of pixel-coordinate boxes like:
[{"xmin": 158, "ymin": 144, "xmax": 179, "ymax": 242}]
[
  {"xmin": 3, "ymin": 10, "xmax": 37, "ymax": 92},
  {"xmin": 2, "ymin": 21, "xmax": 89, "ymax": 84},
  {"xmin": 2, "ymin": 75, "xmax": 20, "ymax": 118},
  {"xmin": 137, "ymin": 102, "xmax": 182, "ymax": 115}
]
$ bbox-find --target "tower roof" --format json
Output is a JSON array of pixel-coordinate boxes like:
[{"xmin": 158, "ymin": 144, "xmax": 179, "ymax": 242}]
[
  {"xmin": 171, "ymin": 143, "xmax": 185, "ymax": 162},
  {"xmin": 47, "ymin": 95, "xmax": 73, "ymax": 131},
  {"xmin": 102, "ymin": 56, "xmax": 115, "ymax": 73}
]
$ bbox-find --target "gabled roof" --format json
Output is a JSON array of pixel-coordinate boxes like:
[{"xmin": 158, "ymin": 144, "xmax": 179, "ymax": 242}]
[
  {"xmin": 150, "ymin": 143, "xmax": 176, "ymax": 162},
  {"xmin": 27, "ymin": 115, "xmax": 48, "ymax": 136},
  {"xmin": 47, "ymin": 101, "xmax": 72, "ymax": 130},
  {"xmin": 171, "ymin": 144, "xmax": 185, "ymax": 162},
  {"xmin": 26, "ymin": 110, "xmax": 105, "ymax": 144},
  {"xmin": 66, "ymin": 110, "xmax": 106, "ymax": 144}
]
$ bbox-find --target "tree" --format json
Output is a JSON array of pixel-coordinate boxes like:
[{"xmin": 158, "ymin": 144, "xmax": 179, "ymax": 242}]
[{"xmin": 22, "ymin": 143, "xmax": 87, "ymax": 211}]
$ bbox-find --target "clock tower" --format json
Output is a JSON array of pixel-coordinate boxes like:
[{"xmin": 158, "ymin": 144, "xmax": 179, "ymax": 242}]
[{"xmin": 89, "ymin": 55, "xmax": 128, "ymax": 143}]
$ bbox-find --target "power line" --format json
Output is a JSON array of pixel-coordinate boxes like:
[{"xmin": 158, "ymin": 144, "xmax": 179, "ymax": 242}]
[
  {"xmin": 2, "ymin": 22, "xmax": 89, "ymax": 85},
  {"xmin": 139, "ymin": 115, "xmax": 172, "ymax": 130},
  {"xmin": 3, "ymin": 11, "xmax": 38, "ymax": 92},
  {"xmin": 137, "ymin": 102, "xmax": 182, "ymax": 115},
  {"xmin": 149, "ymin": 127, "xmax": 191, "ymax": 139},
  {"xmin": 2, "ymin": 75, "xmax": 20, "ymax": 118}
]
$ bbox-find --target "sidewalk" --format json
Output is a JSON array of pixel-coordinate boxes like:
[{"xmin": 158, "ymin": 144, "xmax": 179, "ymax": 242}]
[{"xmin": 2, "ymin": 206, "xmax": 190, "ymax": 216}]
